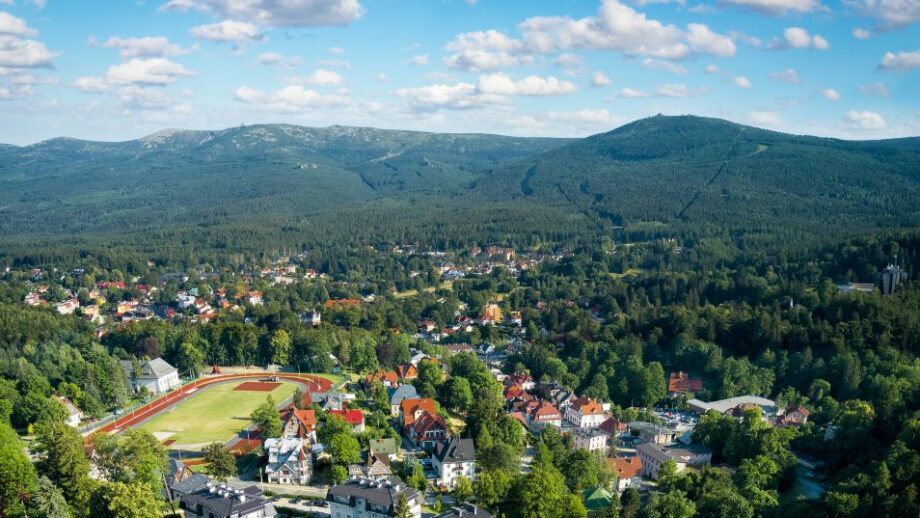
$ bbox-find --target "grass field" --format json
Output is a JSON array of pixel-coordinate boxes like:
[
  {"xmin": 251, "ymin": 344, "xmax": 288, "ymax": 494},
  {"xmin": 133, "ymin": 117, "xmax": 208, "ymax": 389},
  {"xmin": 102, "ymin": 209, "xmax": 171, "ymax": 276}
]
[{"xmin": 138, "ymin": 380, "xmax": 298, "ymax": 448}]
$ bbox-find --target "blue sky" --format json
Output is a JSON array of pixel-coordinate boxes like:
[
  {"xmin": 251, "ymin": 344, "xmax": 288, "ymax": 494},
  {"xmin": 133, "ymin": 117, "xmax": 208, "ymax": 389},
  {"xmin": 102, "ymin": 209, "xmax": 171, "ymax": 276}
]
[{"xmin": 0, "ymin": 0, "xmax": 918, "ymax": 144}]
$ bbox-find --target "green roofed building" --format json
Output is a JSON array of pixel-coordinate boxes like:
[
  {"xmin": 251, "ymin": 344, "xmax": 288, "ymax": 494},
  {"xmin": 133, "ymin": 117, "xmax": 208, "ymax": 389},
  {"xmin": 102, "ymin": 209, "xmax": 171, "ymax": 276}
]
[{"xmin": 583, "ymin": 486, "xmax": 614, "ymax": 516}]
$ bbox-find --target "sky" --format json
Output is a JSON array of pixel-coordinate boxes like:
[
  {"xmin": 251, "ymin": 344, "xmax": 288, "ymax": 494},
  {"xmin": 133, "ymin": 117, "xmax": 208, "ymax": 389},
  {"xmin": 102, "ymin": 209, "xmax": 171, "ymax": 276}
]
[{"xmin": 0, "ymin": 0, "xmax": 918, "ymax": 144}]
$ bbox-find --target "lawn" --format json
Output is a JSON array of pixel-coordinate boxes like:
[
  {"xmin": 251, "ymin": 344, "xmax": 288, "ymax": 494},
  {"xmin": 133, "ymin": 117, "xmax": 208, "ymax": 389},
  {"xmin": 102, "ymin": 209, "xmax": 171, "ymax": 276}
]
[{"xmin": 138, "ymin": 380, "xmax": 298, "ymax": 448}]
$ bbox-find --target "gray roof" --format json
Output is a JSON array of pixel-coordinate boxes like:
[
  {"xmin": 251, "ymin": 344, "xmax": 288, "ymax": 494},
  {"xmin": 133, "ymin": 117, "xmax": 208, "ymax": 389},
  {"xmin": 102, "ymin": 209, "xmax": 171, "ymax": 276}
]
[
  {"xmin": 327, "ymin": 477, "xmax": 421, "ymax": 510},
  {"xmin": 170, "ymin": 474, "xmax": 209, "ymax": 496},
  {"xmin": 436, "ymin": 504, "xmax": 493, "ymax": 518},
  {"xmin": 433, "ymin": 437, "xmax": 476, "ymax": 464},
  {"xmin": 121, "ymin": 358, "xmax": 178, "ymax": 380},
  {"xmin": 180, "ymin": 484, "xmax": 275, "ymax": 518},
  {"xmin": 688, "ymin": 396, "xmax": 776, "ymax": 416},
  {"xmin": 388, "ymin": 384, "xmax": 419, "ymax": 406},
  {"xmin": 637, "ymin": 442, "xmax": 712, "ymax": 465}
]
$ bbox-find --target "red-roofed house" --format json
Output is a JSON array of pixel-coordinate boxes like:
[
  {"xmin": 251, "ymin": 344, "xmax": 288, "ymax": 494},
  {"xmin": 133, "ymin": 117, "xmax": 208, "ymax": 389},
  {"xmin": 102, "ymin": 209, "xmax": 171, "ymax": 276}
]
[
  {"xmin": 668, "ymin": 372, "xmax": 703, "ymax": 396},
  {"xmin": 599, "ymin": 417, "xmax": 627, "ymax": 435},
  {"xmin": 609, "ymin": 456, "xmax": 643, "ymax": 491},
  {"xmin": 396, "ymin": 363, "xmax": 419, "ymax": 381},
  {"xmin": 776, "ymin": 405, "xmax": 810, "ymax": 427},
  {"xmin": 329, "ymin": 408, "xmax": 366, "ymax": 433},
  {"xmin": 530, "ymin": 401, "xmax": 563, "ymax": 427},
  {"xmin": 401, "ymin": 398, "xmax": 437, "ymax": 429},
  {"xmin": 280, "ymin": 409, "xmax": 317, "ymax": 442},
  {"xmin": 365, "ymin": 370, "xmax": 400, "ymax": 388},
  {"xmin": 410, "ymin": 412, "xmax": 447, "ymax": 449},
  {"xmin": 564, "ymin": 397, "xmax": 606, "ymax": 428}
]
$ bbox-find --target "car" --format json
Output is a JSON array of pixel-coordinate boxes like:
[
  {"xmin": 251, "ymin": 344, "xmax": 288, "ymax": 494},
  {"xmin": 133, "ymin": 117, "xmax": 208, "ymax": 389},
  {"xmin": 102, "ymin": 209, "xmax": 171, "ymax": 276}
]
[{"xmin": 113, "ymin": 408, "xmax": 125, "ymax": 416}]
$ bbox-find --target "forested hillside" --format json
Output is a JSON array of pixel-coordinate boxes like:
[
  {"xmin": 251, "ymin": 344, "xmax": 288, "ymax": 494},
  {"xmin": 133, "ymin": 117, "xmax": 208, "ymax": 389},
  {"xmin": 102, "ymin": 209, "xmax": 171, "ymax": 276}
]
[{"xmin": 1, "ymin": 115, "xmax": 919, "ymax": 268}]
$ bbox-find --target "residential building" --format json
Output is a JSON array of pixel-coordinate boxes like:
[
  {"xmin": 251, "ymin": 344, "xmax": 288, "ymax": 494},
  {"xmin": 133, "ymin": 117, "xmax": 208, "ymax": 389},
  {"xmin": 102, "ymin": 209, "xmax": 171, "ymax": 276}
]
[
  {"xmin": 571, "ymin": 428, "xmax": 608, "ymax": 454},
  {"xmin": 396, "ymin": 363, "xmax": 419, "ymax": 381},
  {"xmin": 565, "ymin": 397, "xmax": 606, "ymax": 428},
  {"xmin": 608, "ymin": 457, "xmax": 643, "ymax": 491},
  {"xmin": 435, "ymin": 504, "xmax": 493, "ymax": 518},
  {"xmin": 530, "ymin": 401, "xmax": 563, "ymax": 428},
  {"xmin": 348, "ymin": 453, "xmax": 393, "ymax": 481},
  {"xmin": 636, "ymin": 443, "xmax": 712, "ymax": 480},
  {"xmin": 775, "ymin": 405, "xmax": 810, "ymax": 427},
  {"xmin": 667, "ymin": 372, "xmax": 703, "ymax": 396},
  {"xmin": 388, "ymin": 385, "xmax": 419, "ymax": 416},
  {"xmin": 326, "ymin": 477, "xmax": 422, "ymax": 518},
  {"xmin": 431, "ymin": 437, "xmax": 476, "ymax": 488},
  {"xmin": 120, "ymin": 358, "xmax": 181, "ymax": 394},
  {"xmin": 400, "ymin": 398, "xmax": 436, "ymax": 428},
  {"xmin": 329, "ymin": 408, "xmax": 366, "ymax": 433},
  {"xmin": 627, "ymin": 421, "xmax": 678, "ymax": 445},
  {"xmin": 179, "ymin": 483, "xmax": 276, "ymax": 518},
  {"xmin": 280, "ymin": 408, "xmax": 317, "ymax": 442},
  {"xmin": 264, "ymin": 437, "xmax": 312, "ymax": 485},
  {"xmin": 370, "ymin": 438, "xmax": 399, "ymax": 461},
  {"xmin": 366, "ymin": 371, "xmax": 400, "ymax": 388},
  {"xmin": 598, "ymin": 417, "xmax": 627, "ymax": 436},
  {"xmin": 410, "ymin": 412, "xmax": 447, "ymax": 449}
]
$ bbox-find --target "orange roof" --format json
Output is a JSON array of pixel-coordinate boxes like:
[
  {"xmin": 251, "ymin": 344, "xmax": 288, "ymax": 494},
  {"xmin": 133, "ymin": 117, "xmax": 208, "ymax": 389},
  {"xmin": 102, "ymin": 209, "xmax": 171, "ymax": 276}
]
[
  {"xmin": 366, "ymin": 371, "xmax": 399, "ymax": 385},
  {"xmin": 610, "ymin": 457, "xmax": 643, "ymax": 479},
  {"xmin": 668, "ymin": 372, "xmax": 703, "ymax": 393},
  {"xmin": 397, "ymin": 363, "xmax": 418, "ymax": 380},
  {"xmin": 329, "ymin": 408, "xmax": 364, "ymax": 426},
  {"xmin": 572, "ymin": 397, "xmax": 604, "ymax": 416},
  {"xmin": 325, "ymin": 298, "xmax": 361, "ymax": 308},
  {"xmin": 281, "ymin": 408, "xmax": 317, "ymax": 436},
  {"xmin": 401, "ymin": 398, "xmax": 436, "ymax": 427}
]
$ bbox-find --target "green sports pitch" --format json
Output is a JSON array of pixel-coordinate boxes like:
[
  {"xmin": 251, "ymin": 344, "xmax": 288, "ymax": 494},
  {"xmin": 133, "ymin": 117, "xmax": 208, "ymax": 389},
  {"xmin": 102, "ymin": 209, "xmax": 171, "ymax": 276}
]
[{"xmin": 138, "ymin": 380, "xmax": 298, "ymax": 449}]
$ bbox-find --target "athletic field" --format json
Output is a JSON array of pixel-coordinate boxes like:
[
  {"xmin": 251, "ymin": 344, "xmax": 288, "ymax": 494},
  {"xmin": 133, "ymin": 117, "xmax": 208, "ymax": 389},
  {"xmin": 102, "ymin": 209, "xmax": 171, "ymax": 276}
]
[{"xmin": 138, "ymin": 380, "xmax": 298, "ymax": 449}]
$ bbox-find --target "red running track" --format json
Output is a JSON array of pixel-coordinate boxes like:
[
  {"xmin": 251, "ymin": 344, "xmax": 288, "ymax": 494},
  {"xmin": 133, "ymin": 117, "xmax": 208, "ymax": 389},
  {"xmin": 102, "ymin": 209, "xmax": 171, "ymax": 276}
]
[{"xmin": 90, "ymin": 372, "xmax": 333, "ymax": 436}]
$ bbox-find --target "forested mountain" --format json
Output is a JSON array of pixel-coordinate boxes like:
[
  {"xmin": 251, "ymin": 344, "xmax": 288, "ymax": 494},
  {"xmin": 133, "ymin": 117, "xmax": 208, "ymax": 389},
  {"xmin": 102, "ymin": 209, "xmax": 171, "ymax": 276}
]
[{"xmin": 1, "ymin": 115, "xmax": 919, "ymax": 266}]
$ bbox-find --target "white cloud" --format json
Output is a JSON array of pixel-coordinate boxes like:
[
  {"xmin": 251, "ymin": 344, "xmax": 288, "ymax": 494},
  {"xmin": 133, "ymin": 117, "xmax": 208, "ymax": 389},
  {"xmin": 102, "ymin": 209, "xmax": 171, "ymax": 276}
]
[
  {"xmin": 374, "ymin": 73, "xmax": 388, "ymax": 83},
  {"xmin": 425, "ymin": 71, "xmax": 454, "ymax": 81},
  {"xmin": 0, "ymin": 11, "xmax": 36, "ymax": 36},
  {"xmin": 328, "ymin": 46, "xmax": 346, "ymax": 55},
  {"xmin": 477, "ymin": 72, "xmax": 577, "ymax": 96},
  {"xmin": 0, "ymin": 34, "xmax": 59, "ymax": 68},
  {"xmin": 720, "ymin": 0, "xmax": 822, "ymax": 15},
  {"xmin": 729, "ymin": 30, "xmax": 763, "ymax": 47},
  {"xmin": 591, "ymin": 71, "xmax": 612, "ymax": 87},
  {"xmin": 844, "ymin": 110, "xmax": 886, "ymax": 130},
  {"xmin": 617, "ymin": 87, "xmax": 648, "ymax": 98},
  {"xmin": 442, "ymin": 0, "xmax": 736, "ymax": 71},
  {"xmin": 747, "ymin": 110, "xmax": 779, "ymax": 126},
  {"xmin": 732, "ymin": 76, "xmax": 752, "ymax": 88},
  {"xmin": 772, "ymin": 27, "xmax": 830, "ymax": 50},
  {"xmin": 105, "ymin": 57, "xmax": 194, "ymax": 85},
  {"xmin": 859, "ymin": 81, "xmax": 889, "ymax": 97},
  {"xmin": 546, "ymin": 108, "xmax": 621, "ymax": 126},
  {"xmin": 190, "ymin": 20, "xmax": 262, "ymax": 42},
  {"xmin": 234, "ymin": 84, "xmax": 351, "ymax": 112},
  {"xmin": 820, "ymin": 88, "xmax": 840, "ymax": 100},
  {"xmin": 656, "ymin": 83, "xmax": 707, "ymax": 97},
  {"xmin": 102, "ymin": 36, "xmax": 187, "ymax": 58},
  {"xmin": 642, "ymin": 58, "xmax": 687, "ymax": 75},
  {"xmin": 852, "ymin": 27, "xmax": 872, "ymax": 39},
  {"xmin": 554, "ymin": 53, "xmax": 583, "ymax": 69},
  {"xmin": 845, "ymin": 0, "xmax": 920, "ymax": 30},
  {"xmin": 162, "ymin": 0, "xmax": 365, "ymax": 28},
  {"xmin": 704, "ymin": 64, "xmax": 720, "ymax": 73},
  {"xmin": 73, "ymin": 76, "xmax": 109, "ymax": 92},
  {"xmin": 394, "ymin": 82, "xmax": 502, "ymax": 112},
  {"xmin": 769, "ymin": 68, "xmax": 800, "ymax": 83},
  {"xmin": 405, "ymin": 54, "xmax": 429, "ymax": 66},
  {"xmin": 257, "ymin": 51, "xmax": 302, "ymax": 67},
  {"xmin": 880, "ymin": 49, "xmax": 920, "ymax": 70},
  {"xmin": 289, "ymin": 68, "xmax": 343, "ymax": 86},
  {"xmin": 687, "ymin": 23, "xmax": 736, "ymax": 57}
]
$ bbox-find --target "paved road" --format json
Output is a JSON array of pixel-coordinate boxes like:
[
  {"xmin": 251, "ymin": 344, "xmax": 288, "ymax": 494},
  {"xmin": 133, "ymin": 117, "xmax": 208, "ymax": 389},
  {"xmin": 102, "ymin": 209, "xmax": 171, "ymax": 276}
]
[
  {"xmin": 273, "ymin": 497, "xmax": 330, "ymax": 516},
  {"xmin": 226, "ymin": 478, "xmax": 329, "ymax": 498}
]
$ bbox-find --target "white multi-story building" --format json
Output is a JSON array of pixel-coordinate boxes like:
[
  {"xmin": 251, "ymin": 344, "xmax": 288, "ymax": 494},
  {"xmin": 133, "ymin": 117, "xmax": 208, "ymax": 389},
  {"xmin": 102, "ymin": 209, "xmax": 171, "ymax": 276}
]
[
  {"xmin": 571, "ymin": 427, "xmax": 608, "ymax": 454},
  {"xmin": 564, "ymin": 397, "xmax": 606, "ymax": 428},
  {"xmin": 327, "ymin": 477, "xmax": 422, "ymax": 518},
  {"xmin": 636, "ymin": 443, "xmax": 712, "ymax": 480},
  {"xmin": 431, "ymin": 437, "xmax": 476, "ymax": 488},
  {"xmin": 120, "ymin": 358, "xmax": 181, "ymax": 394},
  {"xmin": 264, "ymin": 438, "xmax": 312, "ymax": 485}
]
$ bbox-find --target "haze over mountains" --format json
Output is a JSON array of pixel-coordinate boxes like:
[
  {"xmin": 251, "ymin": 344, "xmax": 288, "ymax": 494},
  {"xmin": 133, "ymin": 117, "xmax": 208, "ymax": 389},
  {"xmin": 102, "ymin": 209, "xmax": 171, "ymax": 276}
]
[{"xmin": 1, "ymin": 115, "xmax": 919, "ymax": 261}]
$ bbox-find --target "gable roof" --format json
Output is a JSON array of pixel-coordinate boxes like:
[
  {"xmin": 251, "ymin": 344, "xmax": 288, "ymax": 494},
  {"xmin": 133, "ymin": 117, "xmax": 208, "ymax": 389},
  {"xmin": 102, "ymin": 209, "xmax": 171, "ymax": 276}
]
[
  {"xmin": 388, "ymin": 384, "xmax": 419, "ymax": 406},
  {"xmin": 397, "ymin": 363, "xmax": 418, "ymax": 379},
  {"xmin": 401, "ymin": 397, "xmax": 436, "ymax": 427},
  {"xmin": 609, "ymin": 456, "xmax": 643, "ymax": 480},
  {"xmin": 329, "ymin": 408, "xmax": 364, "ymax": 426},
  {"xmin": 327, "ymin": 477, "xmax": 420, "ymax": 510},
  {"xmin": 435, "ymin": 504, "xmax": 494, "ymax": 518},
  {"xmin": 281, "ymin": 408, "xmax": 317, "ymax": 436},
  {"xmin": 668, "ymin": 372, "xmax": 703, "ymax": 393},
  {"xmin": 582, "ymin": 486, "xmax": 613, "ymax": 510},
  {"xmin": 571, "ymin": 397, "xmax": 604, "ymax": 415},
  {"xmin": 433, "ymin": 437, "xmax": 476, "ymax": 464}
]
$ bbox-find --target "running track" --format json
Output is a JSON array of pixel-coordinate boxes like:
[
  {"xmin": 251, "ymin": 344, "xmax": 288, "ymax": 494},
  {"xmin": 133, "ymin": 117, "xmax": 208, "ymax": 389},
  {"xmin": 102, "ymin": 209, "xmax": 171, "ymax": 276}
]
[{"xmin": 90, "ymin": 373, "xmax": 333, "ymax": 436}]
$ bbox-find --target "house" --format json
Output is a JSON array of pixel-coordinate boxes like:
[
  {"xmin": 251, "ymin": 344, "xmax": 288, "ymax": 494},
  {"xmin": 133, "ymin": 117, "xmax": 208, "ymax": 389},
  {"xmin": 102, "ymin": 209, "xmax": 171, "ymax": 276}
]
[
  {"xmin": 636, "ymin": 443, "xmax": 712, "ymax": 480},
  {"xmin": 329, "ymin": 408, "xmax": 366, "ymax": 433},
  {"xmin": 410, "ymin": 412, "xmax": 447, "ymax": 450},
  {"xmin": 609, "ymin": 457, "xmax": 643, "ymax": 491},
  {"xmin": 120, "ymin": 358, "xmax": 181, "ymax": 394},
  {"xmin": 401, "ymin": 398, "xmax": 437, "ymax": 428},
  {"xmin": 348, "ymin": 453, "xmax": 393, "ymax": 481},
  {"xmin": 598, "ymin": 417, "xmax": 627, "ymax": 436},
  {"xmin": 667, "ymin": 372, "xmax": 703, "ymax": 396},
  {"xmin": 55, "ymin": 298, "xmax": 80, "ymax": 315},
  {"xmin": 431, "ymin": 437, "xmax": 476, "ymax": 488},
  {"xmin": 280, "ymin": 408, "xmax": 317, "ymax": 442},
  {"xmin": 370, "ymin": 438, "xmax": 399, "ymax": 461},
  {"xmin": 366, "ymin": 371, "xmax": 400, "ymax": 388},
  {"xmin": 396, "ymin": 363, "xmax": 419, "ymax": 381},
  {"xmin": 480, "ymin": 304, "xmax": 502, "ymax": 325},
  {"xmin": 388, "ymin": 385, "xmax": 419, "ymax": 416},
  {"xmin": 530, "ymin": 401, "xmax": 563, "ymax": 428},
  {"xmin": 179, "ymin": 483, "xmax": 276, "ymax": 518},
  {"xmin": 504, "ymin": 373, "xmax": 535, "ymax": 391},
  {"xmin": 775, "ymin": 405, "xmax": 810, "ymax": 427},
  {"xmin": 571, "ymin": 428, "xmax": 609, "ymax": 454},
  {"xmin": 264, "ymin": 437, "xmax": 312, "ymax": 484},
  {"xmin": 165, "ymin": 459, "xmax": 210, "ymax": 501},
  {"xmin": 582, "ymin": 487, "xmax": 614, "ymax": 516},
  {"xmin": 57, "ymin": 397, "xmax": 82, "ymax": 427},
  {"xmin": 435, "ymin": 504, "xmax": 493, "ymax": 518},
  {"xmin": 327, "ymin": 477, "xmax": 422, "ymax": 518},
  {"xmin": 565, "ymin": 397, "xmax": 606, "ymax": 428},
  {"xmin": 444, "ymin": 343, "xmax": 474, "ymax": 355},
  {"xmin": 246, "ymin": 291, "xmax": 264, "ymax": 306},
  {"xmin": 318, "ymin": 391, "xmax": 357, "ymax": 411}
]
